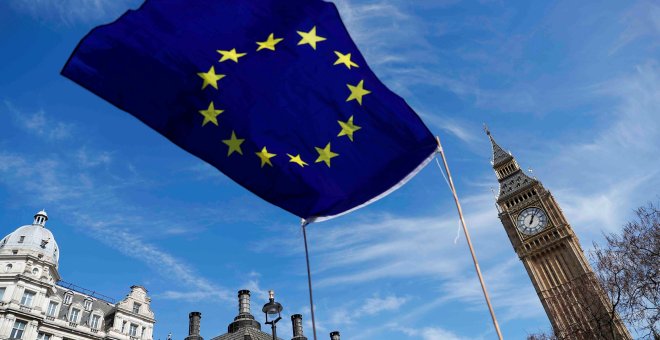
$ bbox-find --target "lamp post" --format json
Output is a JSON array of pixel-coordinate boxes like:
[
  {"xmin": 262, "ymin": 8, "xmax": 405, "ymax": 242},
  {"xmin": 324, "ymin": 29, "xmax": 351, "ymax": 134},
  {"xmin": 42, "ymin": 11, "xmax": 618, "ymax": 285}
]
[{"xmin": 262, "ymin": 290, "xmax": 283, "ymax": 340}]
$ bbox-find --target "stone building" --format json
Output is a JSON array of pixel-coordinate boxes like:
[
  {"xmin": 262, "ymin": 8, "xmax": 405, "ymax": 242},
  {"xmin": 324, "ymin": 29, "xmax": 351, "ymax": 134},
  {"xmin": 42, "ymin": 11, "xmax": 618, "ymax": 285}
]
[
  {"xmin": 0, "ymin": 210, "xmax": 156, "ymax": 340},
  {"xmin": 182, "ymin": 290, "xmax": 339, "ymax": 340},
  {"xmin": 487, "ymin": 129, "xmax": 631, "ymax": 339}
]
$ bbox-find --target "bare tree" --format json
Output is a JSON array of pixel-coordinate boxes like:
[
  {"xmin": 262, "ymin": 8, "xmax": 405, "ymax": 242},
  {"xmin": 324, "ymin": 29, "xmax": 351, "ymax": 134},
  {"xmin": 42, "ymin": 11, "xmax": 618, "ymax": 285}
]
[
  {"xmin": 527, "ymin": 273, "xmax": 628, "ymax": 340},
  {"xmin": 529, "ymin": 201, "xmax": 658, "ymax": 340},
  {"xmin": 592, "ymin": 201, "xmax": 660, "ymax": 339}
]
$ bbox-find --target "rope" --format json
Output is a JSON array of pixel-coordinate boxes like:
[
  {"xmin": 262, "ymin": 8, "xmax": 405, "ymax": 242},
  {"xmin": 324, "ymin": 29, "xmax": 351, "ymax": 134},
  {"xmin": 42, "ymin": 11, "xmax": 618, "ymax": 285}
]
[{"xmin": 435, "ymin": 157, "xmax": 462, "ymax": 244}]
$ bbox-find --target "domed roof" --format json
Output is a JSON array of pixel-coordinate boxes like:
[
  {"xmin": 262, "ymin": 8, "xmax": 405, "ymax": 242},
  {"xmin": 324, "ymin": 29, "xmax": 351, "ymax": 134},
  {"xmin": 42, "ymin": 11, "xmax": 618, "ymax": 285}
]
[{"xmin": 0, "ymin": 211, "xmax": 60, "ymax": 266}]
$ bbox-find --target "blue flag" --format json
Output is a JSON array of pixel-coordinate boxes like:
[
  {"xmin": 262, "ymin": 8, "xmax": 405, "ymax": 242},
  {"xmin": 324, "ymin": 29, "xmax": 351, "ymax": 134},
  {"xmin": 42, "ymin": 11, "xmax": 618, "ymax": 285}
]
[{"xmin": 62, "ymin": 0, "xmax": 437, "ymax": 222}]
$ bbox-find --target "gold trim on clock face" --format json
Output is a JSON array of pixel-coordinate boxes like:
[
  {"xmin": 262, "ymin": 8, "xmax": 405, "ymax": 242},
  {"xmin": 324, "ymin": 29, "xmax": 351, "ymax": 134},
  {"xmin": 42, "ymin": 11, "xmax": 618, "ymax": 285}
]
[{"xmin": 516, "ymin": 207, "xmax": 548, "ymax": 235}]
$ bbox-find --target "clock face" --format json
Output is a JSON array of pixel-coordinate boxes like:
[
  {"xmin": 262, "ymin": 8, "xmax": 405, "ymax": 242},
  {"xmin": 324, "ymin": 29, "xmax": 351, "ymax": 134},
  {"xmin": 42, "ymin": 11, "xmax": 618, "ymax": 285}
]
[{"xmin": 516, "ymin": 207, "xmax": 548, "ymax": 235}]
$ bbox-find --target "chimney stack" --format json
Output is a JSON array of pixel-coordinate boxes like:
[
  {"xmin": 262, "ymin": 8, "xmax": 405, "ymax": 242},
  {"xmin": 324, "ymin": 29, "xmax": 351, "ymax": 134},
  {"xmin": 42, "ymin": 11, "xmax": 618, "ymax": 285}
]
[
  {"xmin": 329, "ymin": 331, "xmax": 340, "ymax": 340},
  {"xmin": 291, "ymin": 314, "xmax": 307, "ymax": 340},
  {"xmin": 185, "ymin": 312, "xmax": 203, "ymax": 340},
  {"xmin": 227, "ymin": 290, "xmax": 261, "ymax": 333}
]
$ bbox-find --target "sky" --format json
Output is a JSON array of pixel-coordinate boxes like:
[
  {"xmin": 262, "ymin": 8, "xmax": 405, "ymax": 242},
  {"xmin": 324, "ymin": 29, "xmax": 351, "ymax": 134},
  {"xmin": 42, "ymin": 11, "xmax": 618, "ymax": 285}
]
[{"xmin": 0, "ymin": 0, "xmax": 659, "ymax": 339}]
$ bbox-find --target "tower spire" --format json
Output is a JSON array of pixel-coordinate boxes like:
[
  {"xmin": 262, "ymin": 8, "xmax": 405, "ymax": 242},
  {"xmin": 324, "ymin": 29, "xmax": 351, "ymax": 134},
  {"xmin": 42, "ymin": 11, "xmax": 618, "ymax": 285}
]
[{"xmin": 484, "ymin": 125, "xmax": 512, "ymax": 167}]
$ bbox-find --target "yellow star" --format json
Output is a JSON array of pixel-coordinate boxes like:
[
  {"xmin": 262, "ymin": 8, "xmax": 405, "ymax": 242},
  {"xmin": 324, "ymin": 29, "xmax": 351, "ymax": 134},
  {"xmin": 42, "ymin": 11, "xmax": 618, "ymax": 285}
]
[
  {"xmin": 222, "ymin": 131, "xmax": 245, "ymax": 156},
  {"xmin": 198, "ymin": 102, "xmax": 223, "ymax": 126},
  {"xmin": 256, "ymin": 33, "xmax": 283, "ymax": 51},
  {"xmin": 333, "ymin": 51, "xmax": 358, "ymax": 69},
  {"xmin": 287, "ymin": 154, "xmax": 308, "ymax": 167},
  {"xmin": 255, "ymin": 146, "xmax": 276, "ymax": 167},
  {"xmin": 346, "ymin": 80, "xmax": 371, "ymax": 105},
  {"xmin": 217, "ymin": 48, "xmax": 247, "ymax": 63},
  {"xmin": 314, "ymin": 143, "xmax": 339, "ymax": 167},
  {"xmin": 197, "ymin": 66, "xmax": 225, "ymax": 90},
  {"xmin": 297, "ymin": 26, "xmax": 326, "ymax": 50},
  {"xmin": 337, "ymin": 116, "xmax": 361, "ymax": 141}
]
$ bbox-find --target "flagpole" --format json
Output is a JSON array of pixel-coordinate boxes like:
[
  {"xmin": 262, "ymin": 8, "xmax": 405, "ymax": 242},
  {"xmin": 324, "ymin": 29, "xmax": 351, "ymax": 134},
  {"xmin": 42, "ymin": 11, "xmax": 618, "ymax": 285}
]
[
  {"xmin": 436, "ymin": 136, "xmax": 504, "ymax": 340},
  {"xmin": 301, "ymin": 220, "xmax": 318, "ymax": 340}
]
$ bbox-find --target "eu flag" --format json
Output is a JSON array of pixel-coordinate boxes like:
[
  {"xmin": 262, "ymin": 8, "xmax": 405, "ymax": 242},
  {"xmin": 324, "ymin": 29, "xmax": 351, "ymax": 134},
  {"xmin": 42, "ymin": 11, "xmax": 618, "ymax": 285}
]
[{"xmin": 62, "ymin": 0, "xmax": 438, "ymax": 222}]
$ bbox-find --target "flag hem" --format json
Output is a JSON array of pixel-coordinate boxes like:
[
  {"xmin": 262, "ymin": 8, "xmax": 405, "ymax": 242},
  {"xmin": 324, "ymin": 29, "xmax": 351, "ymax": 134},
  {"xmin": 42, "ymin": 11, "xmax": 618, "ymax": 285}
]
[{"xmin": 303, "ymin": 146, "xmax": 439, "ymax": 224}]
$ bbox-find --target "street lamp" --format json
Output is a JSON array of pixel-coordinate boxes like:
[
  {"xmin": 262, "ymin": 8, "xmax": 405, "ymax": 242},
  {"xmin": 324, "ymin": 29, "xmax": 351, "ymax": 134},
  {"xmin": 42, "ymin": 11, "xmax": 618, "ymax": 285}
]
[{"xmin": 262, "ymin": 290, "xmax": 283, "ymax": 340}]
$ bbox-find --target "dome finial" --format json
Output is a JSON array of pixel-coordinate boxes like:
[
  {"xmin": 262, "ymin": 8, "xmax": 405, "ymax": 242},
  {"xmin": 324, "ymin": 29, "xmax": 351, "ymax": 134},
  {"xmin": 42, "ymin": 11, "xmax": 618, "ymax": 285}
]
[{"xmin": 33, "ymin": 210, "xmax": 48, "ymax": 227}]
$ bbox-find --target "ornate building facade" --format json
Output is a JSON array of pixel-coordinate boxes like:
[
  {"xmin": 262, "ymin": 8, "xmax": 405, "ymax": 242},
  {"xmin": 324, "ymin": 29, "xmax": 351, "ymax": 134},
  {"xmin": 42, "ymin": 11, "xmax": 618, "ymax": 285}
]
[
  {"xmin": 0, "ymin": 210, "xmax": 156, "ymax": 340},
  {"xmin": 487, "ymin": 129, "xmax": 631, "ymax": 339}
]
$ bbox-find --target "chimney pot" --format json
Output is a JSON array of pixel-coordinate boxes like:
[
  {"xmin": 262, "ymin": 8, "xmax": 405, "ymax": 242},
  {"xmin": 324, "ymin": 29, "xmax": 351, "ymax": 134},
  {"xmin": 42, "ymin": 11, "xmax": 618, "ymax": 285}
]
[
  {"xmin": 291, "ymin": 314, "xmax": 307, "ymax": 339},
  {"xmin": 186, "ymin": 312, "xmax": 203, "ymax": 340},
  {"xmin": 238, "ymin": 290, "xmax": 251, "ymax": 315}
]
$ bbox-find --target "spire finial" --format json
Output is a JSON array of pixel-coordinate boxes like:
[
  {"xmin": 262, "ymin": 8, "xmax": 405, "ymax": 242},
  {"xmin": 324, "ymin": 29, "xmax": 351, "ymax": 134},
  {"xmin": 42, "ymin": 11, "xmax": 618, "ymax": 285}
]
[{"xmin": 484, "ymin": 123, "xmax": 491, "ymax": 136}]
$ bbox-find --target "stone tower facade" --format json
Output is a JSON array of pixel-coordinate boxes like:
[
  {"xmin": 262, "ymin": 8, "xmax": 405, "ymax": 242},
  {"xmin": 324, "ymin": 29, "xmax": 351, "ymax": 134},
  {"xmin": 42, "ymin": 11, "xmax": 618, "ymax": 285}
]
[{"xmin": 486, "ymin": 129, "xmax": 631, "ymax": 339}]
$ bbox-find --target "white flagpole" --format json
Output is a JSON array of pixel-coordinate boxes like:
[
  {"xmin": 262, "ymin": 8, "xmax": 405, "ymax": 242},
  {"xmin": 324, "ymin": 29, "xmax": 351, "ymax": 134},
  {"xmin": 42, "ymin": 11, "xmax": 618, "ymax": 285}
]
[{"xmin": 436, "ymin": 136, "xmax": 504, "ymax": 340}]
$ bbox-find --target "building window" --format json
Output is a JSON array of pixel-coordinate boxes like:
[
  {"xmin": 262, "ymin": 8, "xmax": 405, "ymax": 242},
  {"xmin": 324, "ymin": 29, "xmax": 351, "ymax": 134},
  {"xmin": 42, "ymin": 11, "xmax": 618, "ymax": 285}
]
[
  {"xmin": 10, "ymin": 320, "xmax": 27, "ymax": 339},
  {"xmin": 5, "ymin": 264, "xmax": 12, "ymax": 272},
  {"xmin": 64, "ymin": 292, "xmax": 72, "ymax": 304},
  {"xmin": 47, "ymin": 301, "xmax": 58, "ymax": 316},
  {"xmin": 0, "ymin": 287, "xmax": 5, "ymax": 300},
  {"xmin": 20, "ymin": 290, "xmax": 35, "ymax": 306},
  {"xmin": 32, "ymin": 268, "xmax": 39, "ymax": 275},
  {"xmin": 18, "ymin": 236, "xmax": 25, "ymax": 243},
  {"xmin": 132, "ymin": 302, "xmax": 141, "ymax": 314},
  {"xmin": 90, "ymin": 314, "xmax": 101, "ymax": 329},
  {"xmin": 37, "ymin": 333, "xmax": 51, "ymax": 340},
  {"xmin": 69, "ymin": 308, "xmax": 80, "ymax": 323},
  {"xmin": 129, "ymin": 323, "xmax": 138, "ymax": 337},
  {"xmin": 84, "ymin": 299, "xmax": 92, "ymax": 311},
  {"xmin": 121, "ymin": 321, "xmax": 127, "ymax": 333}
]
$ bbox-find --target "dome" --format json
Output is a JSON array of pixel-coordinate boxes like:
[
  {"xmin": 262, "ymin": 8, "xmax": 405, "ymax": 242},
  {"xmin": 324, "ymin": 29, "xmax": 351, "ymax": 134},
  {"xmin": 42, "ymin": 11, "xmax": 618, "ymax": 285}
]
[{"xmin": 0, "ymin": 211, "xmax": 60, "ymax": 265}]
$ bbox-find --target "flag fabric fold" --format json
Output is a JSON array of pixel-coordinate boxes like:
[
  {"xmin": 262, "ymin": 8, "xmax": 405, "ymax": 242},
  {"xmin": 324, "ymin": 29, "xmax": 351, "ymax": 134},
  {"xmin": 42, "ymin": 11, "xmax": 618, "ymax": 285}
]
[{"xmin": 62, "ymin": 0, "xmax": 438, "ymax": 221}]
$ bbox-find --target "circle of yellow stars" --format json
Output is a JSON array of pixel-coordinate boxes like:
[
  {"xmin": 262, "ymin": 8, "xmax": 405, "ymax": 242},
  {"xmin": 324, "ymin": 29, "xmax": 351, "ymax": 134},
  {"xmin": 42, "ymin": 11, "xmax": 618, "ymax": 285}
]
[{"xmin": 195, "ymin": 25, "xmax": 371, "ymax": 169}]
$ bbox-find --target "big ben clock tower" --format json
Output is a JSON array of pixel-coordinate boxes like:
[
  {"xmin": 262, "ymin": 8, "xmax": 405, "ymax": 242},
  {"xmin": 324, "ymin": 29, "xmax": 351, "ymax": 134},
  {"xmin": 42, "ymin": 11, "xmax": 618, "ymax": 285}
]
[{"xmin": 486, "ymin": 128, "xmax": 631, "ymax": 339}]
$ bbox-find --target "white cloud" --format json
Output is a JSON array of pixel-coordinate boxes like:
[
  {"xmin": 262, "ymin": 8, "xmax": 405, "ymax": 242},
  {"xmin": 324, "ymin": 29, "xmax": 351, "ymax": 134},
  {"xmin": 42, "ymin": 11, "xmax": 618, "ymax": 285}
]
[
  {"xmin": 400, "ymin": 325, "xmax": 468, "ymax": 340},
  {"xmin": 9, "ymin": 0, "xmax": 139, "ymax": 25},
  {"xmin": 360, "ymin": 295, "xmax": 408, "ymax": 315},
  {"xmin": 4, "ymin": 101, "xmax": 74, "ymax": 141},
  {"xmin": 76, "ymin": 147, "xmax": 113, "ymax": 168},
  {"xmin": 609, "ymin": 1, "xmax": 660, "ymax": 55},
  {"xmin": 0, "ymin": 109, "xmax": 235, "ymax": 304},
  {"xmin": 73, "ymin": 213, "xmax": 233, "ymax": 303}
]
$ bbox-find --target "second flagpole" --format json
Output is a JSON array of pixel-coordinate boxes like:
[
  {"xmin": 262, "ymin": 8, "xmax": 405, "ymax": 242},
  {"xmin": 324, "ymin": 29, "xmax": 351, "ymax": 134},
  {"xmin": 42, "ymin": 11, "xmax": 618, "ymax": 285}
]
[{"xmin": 436, "ymin": 136, "xmax": 504, "ymax": 340}]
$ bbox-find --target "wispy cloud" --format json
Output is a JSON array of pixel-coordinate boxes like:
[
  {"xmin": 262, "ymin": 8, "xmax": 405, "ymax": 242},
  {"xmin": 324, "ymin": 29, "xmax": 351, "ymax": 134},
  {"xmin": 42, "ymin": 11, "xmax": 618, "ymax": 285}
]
[
  {"xmin": 257, "ymin": 192, "xmax": 543, "ymax": 335},
  {"xmin": 609, "ymin": 1, "xmax": 660, "ymax": 55},
  {"xmin": 3, "ymin": 101, "xmax": 74, "ymax": 141},
  {"xmin": 398, "ymin": 325, "xmax": 469, "ymax": 340},
  {"xmin": 0, "ymin": 108, "xmax": 235, "ymax": 303},
  {"xmin": 9, "ymin": 0, "xmax": 139, "ymax": 25},
  {"xmin": 361, "ymin": 295, "xmax": 408, "ymax": 315},
  {"xmin": 538, "ymin": 62, "xmax": 660, "ymax": 234}
]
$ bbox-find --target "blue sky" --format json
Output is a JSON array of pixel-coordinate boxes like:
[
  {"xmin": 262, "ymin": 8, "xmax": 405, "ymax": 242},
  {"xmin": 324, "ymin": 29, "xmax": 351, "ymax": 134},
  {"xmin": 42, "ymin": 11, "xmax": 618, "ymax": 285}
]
[{"xmin": 1, "ymin": 0, "xmax": 658, "ymax": 339}]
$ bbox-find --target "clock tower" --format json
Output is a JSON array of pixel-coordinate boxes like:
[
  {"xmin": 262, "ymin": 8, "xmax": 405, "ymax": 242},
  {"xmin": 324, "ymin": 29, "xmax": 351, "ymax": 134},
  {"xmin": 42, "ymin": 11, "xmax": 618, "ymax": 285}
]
[{"xmin": 486, "ymin": 128, "xmax": 631, "ymax": 339}]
